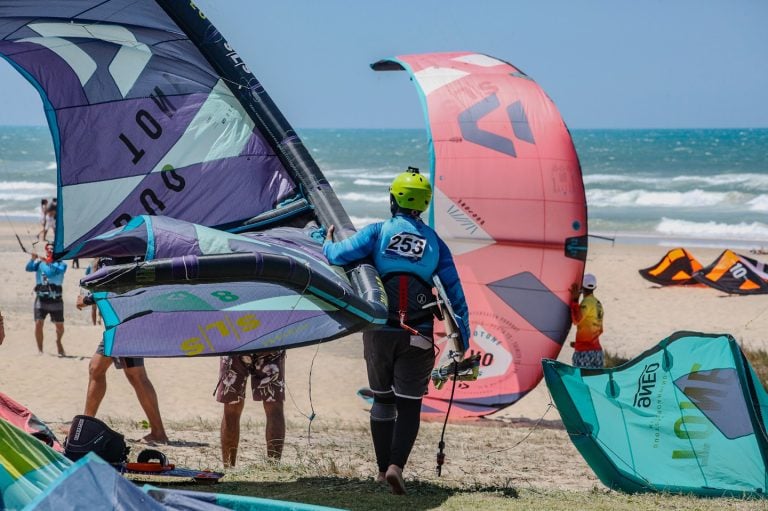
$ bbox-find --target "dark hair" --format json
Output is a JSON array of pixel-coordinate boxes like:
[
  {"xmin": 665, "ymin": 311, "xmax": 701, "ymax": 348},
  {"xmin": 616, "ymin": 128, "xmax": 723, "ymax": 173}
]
[{"xmin": 41, "ymin": 199, "xmax": 48, "ymax": 205}]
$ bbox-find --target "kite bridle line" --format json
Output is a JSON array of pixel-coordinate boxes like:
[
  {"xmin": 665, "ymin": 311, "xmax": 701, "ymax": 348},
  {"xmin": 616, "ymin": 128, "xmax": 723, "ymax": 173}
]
[
  {"xmin": 283, "ymin": 260, "xmax": 318, "ymax": 446},
  {"xmin": 743, "ymin": 304, "xmax": 768, "ymax": 331},
  {"xmin": 536, "ymin": 387, "xmax": 656, "ymax": 491},
  {"xmin": 3, "ymin": 211, "xmax": 29, "ymax": 253}
]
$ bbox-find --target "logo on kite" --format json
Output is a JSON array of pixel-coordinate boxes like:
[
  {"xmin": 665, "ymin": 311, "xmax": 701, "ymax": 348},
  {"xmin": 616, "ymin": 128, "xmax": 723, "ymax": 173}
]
[
  {"xmin": 458, "ymin": 94, "xmax": 535, "ymax": 158},
  {"xmin": 471, "ymin": 324, "xmax": 513, "ymax": 379},
  {"xmin": 632, "ymin": 362, "xmax": 660, "ymax": 408},
  {"xmin": 24, "ymin": 23, "xmax": 152, "ymax": 98}
]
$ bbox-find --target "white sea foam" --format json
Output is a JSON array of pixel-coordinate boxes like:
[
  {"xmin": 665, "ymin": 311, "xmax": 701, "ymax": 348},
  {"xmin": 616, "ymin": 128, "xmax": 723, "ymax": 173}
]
[
  {"xmin": 353, "ymin": 178, "xmax": 391, "ymax": 187},
  {"xmin": 338, "ymin": 192, "xmax": 389, "ymax": 203},
  {"xmin": 748, "ymin": 195, "xmax": 768, "ymax": 212},
  {"xmin": 584, "ymin": 174, "xmax": 661, "ymax": 185},
  {"xmin": 587, "ymin": 189, "xmax": 739, "ymax": 208},
  {"xmin": 656, "ymin": 218, "xmax": 768, "ymax": 240},
  {"xmin": 1, "ymin": 209, "xmax": 38, "ymax": 218},
  {"xmin": 0, "ymin": 181, "xmax": 56, "ymax": 192},
  {"xmin": 45, "ymin": 161, "xmax": 57, "ymax": 170},
  {"xmin": 349, "ymin": 216, "xmax": 385, "ymax": 229},
  {"xmin": 0, "ymin": 192, "xmax": 48, "ymax": 201},
  {"xmin": 323, "ymin": 167, "xmax": 373, "ymax": 177},
  {"xmin": 670, "ymin": 173, "xmax": 768, "ymax": 190},
  {"xmin": 324, "ymin": 167, "xmax": 399, "ymax": 180},
  {"xmin": 584, "ymin": 172, "xmax": 768, "ymax": 191}
]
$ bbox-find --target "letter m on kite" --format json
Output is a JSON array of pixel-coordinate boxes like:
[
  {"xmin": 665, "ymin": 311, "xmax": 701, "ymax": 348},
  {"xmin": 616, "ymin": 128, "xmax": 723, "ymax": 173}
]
[{"xmin": 458, "ymin": 94, "xmax": 535, "ymax": 157}]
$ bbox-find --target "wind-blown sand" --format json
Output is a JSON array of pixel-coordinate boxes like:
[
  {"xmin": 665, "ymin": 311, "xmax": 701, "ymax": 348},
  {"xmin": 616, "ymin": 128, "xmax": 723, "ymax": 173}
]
[{"xmin": 1, "ymin": 221, "xmax": 767, "ymax": 494}]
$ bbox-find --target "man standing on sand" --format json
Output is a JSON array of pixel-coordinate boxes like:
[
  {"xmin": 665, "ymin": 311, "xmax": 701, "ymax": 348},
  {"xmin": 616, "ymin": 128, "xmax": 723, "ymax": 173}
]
[
  {"xmin": 25, "ymin": 242, "xmax": 66, "ymax": 356},
  {"xmin": 42, "ymin": 201, "xmax": 56, "ymax": 242},
  {"xmin": 76, "ymin": 256, "xmax": 168, "ymax": 445},
  {"xmin": 37, "ymin": 199, "xmax": 48, "ymax": 241},
  {"xmin": 0, "ymin": 309, "xmax": 5, "ymax": 345},
  {"xmin": 216, "ymin": 351, "xmax": 286, "ymax": 467},
  {"xmin": 322, "ymin": 168, "xmax": 470, "ymax": 495},
  {"xmin": 570, "ymin": 273, "xmax": 605, "ymax": 368}
]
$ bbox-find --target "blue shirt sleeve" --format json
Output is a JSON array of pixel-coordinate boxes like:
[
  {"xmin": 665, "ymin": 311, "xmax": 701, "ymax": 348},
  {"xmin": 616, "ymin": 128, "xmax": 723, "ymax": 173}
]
[
  {"xmin": 25, "ymin": 259, "xmax": 39, "ymax": 272},
  {"xmin": 323, "ymin": 223, "xmax": 381, "ymax": 265},
  {"xmin": 47, "ymin": 261, "xmax": 67, "ymax": 277},
  {"xmin": 435, "ymin": 236, "xmax": 471, "ymax": 350}
]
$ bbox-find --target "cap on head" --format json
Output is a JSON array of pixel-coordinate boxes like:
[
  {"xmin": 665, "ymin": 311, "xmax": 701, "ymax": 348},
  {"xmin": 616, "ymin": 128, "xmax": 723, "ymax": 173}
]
[
  {"xmin": 390, "ymin": 167, "xmax": 432, "ymax": 213},
  {"xmin": 582, "ymin": 273, "xmax": 597, "ymax": 290}
]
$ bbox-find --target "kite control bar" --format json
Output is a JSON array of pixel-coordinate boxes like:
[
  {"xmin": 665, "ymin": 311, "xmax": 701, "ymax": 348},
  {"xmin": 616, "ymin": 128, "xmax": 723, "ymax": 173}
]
[{"xmin": 431, "ymin": 353, "xmax": 481, "ymax": 390}]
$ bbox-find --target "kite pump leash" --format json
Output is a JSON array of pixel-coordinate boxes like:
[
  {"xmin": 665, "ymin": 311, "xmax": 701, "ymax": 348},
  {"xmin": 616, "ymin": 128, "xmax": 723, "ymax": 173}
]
[{"xmin": 436, "ymin": 354, "xmax": 460, "ymax": 476}]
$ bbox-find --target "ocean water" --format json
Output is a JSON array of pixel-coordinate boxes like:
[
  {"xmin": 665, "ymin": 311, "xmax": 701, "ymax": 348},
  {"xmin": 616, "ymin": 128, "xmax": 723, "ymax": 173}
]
[{"xmin": 1, "ymin": 126, "xmax": 767, "ymax": 248}]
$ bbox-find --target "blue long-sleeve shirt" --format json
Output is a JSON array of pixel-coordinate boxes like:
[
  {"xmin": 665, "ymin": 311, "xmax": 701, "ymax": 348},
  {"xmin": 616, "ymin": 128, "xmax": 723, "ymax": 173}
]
[
  {"xmin": 323, "ymin": 214, "xmax": 470, "ymax": 348},
  {"xmin": 25, "ymin": 259, "xmax": 67, "ymax": 286}
]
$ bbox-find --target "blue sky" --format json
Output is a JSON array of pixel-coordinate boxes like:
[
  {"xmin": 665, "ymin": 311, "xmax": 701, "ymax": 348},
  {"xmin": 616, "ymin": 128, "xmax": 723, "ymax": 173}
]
[{"xmin": 0, "ymin": 0, "xmax": 766, "ymax": 129}]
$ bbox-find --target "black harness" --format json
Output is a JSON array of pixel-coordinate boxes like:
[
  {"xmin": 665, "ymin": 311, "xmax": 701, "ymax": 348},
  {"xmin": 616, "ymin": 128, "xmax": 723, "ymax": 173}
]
[
  {"xmin": 382, "ymin": 273, "xmax": 435, "ymax": 333},
  {"xmin": 34, "ymin": 283, "xmax": 62, "ymax": 301}
]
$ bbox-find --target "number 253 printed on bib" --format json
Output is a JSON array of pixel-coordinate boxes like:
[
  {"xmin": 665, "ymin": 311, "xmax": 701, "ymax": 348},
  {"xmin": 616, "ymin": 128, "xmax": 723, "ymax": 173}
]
[{"xmin": 386, "ymin": 232, "xmax": 426, "ymax": 260}]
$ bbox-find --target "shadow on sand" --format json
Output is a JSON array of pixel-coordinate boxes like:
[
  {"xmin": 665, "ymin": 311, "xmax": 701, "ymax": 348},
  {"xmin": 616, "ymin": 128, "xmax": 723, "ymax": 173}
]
[{"xmin": 156, "ymin": 475, "xmax": 519, "ymax": 510}]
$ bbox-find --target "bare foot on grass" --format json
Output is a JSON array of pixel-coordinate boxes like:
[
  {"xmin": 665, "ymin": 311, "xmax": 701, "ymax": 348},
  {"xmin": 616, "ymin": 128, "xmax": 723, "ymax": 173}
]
[{"xmin": 385, "ymin": 464, "xmax": 406, "ymax": 495}]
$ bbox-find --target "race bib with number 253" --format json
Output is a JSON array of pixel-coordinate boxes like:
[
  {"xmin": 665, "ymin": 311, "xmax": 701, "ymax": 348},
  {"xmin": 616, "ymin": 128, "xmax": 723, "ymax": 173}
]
[{"xmin": 385, "ymin": 232, "xmax": 427, "ymax": 260}]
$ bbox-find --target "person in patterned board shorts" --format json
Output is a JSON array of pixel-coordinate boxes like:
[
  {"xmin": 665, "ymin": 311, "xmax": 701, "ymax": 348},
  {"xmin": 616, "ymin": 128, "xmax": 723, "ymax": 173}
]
[
  {"xmin": 216, "ymin": 350, "xmax": 286, "ymax": 467},
  {"xmin": 569, "ymin": 273, "xmax": 605, "ymax": 368}
]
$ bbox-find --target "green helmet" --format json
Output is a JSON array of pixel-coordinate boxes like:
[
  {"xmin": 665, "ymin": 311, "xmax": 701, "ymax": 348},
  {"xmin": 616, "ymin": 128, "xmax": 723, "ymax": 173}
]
[{"xmin": 390, "ymin": 167, "xmax": 432, "ymax": 212}]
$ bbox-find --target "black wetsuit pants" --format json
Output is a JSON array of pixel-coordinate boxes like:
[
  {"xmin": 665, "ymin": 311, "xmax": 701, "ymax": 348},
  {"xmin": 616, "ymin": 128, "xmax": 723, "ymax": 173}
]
[
  {"xmin": 371, "ymin": 395, "xmax": 422, "ymax": 472},
  {"xmin": 363, "ymin": 329, "xmax": 434, "ymax": 472}
]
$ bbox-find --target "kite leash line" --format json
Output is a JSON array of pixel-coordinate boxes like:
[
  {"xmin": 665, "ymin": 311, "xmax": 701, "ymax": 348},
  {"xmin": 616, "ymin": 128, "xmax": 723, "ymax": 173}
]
[
  {"xmin": 284, "ymin": 262, "xmax": 318, "ymax": 446},
  {"xmin": 743, "ymin": 304, "xmax": 768, "ymax": 331},
  {"xmin": 435, "ymin": 359, "xmax": 459, "ymax": 476},
  {"xmin": 3, "ymin": 211, "xmax": 28, "ymax": 253},
  {"xmin": 484, "ymin": 402, "xmax": 555, "ymax": 455}
]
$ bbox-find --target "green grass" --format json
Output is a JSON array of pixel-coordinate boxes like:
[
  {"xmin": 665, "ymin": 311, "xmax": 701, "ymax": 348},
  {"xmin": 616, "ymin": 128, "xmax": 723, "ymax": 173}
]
[
  {"xmin": 112, "ymin": 415, "xmax": 768, "ymax": 511},
  {"xmin": 108, "ymin": 342, "xmax": 768, "ymax": 510},
  {"xmin": 742, "ymin": 346, "xmax": 768, "ymax": 386},
  {"xmin": 153, "ymin": 463, "xmax": 768, "ymax": 511},
  {"xmin": 603, "ymin": 350, "xmax": 630, "ymax": 368}
]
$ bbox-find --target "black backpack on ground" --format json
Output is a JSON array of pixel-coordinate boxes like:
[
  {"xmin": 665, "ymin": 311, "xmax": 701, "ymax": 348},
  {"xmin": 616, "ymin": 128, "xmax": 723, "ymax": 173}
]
[{"xmin": 63, "ymin": 415, "xmax": 129, "ymax": 464}]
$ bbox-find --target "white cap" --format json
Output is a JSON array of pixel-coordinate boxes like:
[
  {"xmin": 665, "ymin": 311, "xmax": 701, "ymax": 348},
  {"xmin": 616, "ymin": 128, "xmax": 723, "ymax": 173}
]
[{"xmin": 583, "ymin": 273, "xmax": 597, "ymax": 290}]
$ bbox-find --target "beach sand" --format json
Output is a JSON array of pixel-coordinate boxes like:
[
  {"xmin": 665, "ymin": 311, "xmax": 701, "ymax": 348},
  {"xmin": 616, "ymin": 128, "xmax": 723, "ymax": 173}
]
[{"xmin": 2, "ymin": 220, "xmax": 767, "ymax": 494}]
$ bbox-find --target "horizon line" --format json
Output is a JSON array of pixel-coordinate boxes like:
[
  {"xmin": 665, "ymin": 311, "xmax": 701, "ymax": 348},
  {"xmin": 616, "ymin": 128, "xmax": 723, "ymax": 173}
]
[{"xmin": 0, "ymin": 124, "xmax": 767, "ymax": 131}]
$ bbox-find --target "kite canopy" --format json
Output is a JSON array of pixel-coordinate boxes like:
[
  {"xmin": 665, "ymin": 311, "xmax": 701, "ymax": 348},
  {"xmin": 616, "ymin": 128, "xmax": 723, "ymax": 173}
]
[
  {"xmin": 0, "ymin": 392, "xmax": 62, "ymax": 452},
  {"xmin": 638, "ymin": 248, "xmax": 703, "ymax": 286},
  {"xmin": 78, "ymin": 216, "xmax": 384, "ymax": 357},
  {"xmin": 0, "ymin": 417, "xmax": 342, "ymax": 510},
  {"xmin": 694, "ymin": 249, "xmax": 768, "ymax": 295},
  {"xmin": 0, "ymin": 0, "xmax": 388, "ymax": 356},
  {"xmin": 373, "ymin": 52, "xmax": 587, "ymax": 417},
  {"xmin": 543, "ymin": 331, "xmax": 768, "ymax": 497}
]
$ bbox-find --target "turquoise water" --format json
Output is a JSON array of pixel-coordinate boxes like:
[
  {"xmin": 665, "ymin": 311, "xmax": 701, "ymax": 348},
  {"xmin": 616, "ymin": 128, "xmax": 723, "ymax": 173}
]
[{"xmin": 1, "ymin": 126, "xmax": 767, "ymax": 247}]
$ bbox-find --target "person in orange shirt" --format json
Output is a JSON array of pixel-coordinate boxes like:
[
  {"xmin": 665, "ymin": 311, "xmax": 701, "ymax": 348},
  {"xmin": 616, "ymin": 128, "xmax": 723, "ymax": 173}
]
[{"xmin": 569, "ymin": 273, "xmax": 604, "ymax": 368}]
